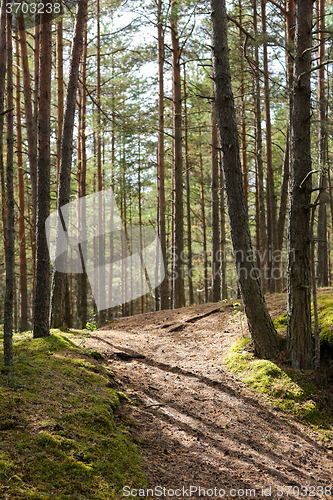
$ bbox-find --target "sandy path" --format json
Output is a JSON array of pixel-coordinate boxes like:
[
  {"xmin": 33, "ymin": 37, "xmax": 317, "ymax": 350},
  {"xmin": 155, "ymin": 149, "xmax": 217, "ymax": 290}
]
[{"xmin": 81, "ymin": 303, "xmax": 333, "ymax": 499}]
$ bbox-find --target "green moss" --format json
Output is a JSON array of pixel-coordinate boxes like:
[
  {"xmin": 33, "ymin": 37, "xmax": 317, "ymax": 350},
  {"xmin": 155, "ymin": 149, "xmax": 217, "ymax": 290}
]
[
  {"xmin": 273, "ymin": 294, "xmax": 333, "ymax": 347},
  {"xmin": 225, "ymin": 337, "xmax": 332, "ymax": 432},
  {"xmin": 0, "ymin": 331, "xmax": 146, "ymax": 499},
  {"xmin": 315, "ymin": 294, "xmax": 333, "ymax": 347}
]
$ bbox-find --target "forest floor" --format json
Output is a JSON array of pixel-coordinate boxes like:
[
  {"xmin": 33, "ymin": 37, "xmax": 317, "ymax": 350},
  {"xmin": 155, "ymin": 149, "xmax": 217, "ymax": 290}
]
[{"xmin": 80, "ymin": 293, "xmax": 333, "ymax": 500}]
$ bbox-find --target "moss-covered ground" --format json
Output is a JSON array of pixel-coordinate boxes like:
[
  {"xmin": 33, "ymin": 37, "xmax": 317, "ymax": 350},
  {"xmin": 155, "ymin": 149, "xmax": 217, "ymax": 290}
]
[
  {"xmin": 224, "ymin": 294, "xmax": 333, "ymax": 442},
  {"xmin": 0, "ymin": 330, "xmax": 146, "ymax": 499}
]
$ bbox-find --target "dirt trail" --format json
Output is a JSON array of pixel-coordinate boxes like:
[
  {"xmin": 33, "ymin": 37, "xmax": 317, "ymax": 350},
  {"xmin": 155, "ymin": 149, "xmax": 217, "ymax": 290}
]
[{"xmin": 82, "ymin": 301, "xmax": 333, "ymax": 499}]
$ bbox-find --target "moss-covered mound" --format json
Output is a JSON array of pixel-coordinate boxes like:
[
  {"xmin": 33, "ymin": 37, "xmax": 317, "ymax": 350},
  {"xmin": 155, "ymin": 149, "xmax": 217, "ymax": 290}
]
[
  {"xmin": 0, "ymin": 331, "xmax": 146, "ymax": 499},
  {"xmin": 272, "ymin": 293, "xmax": 333, "ymax": 348},
  {"xmin": 224, "ymin": 338, "xmax": 332, "ymax": 439}
]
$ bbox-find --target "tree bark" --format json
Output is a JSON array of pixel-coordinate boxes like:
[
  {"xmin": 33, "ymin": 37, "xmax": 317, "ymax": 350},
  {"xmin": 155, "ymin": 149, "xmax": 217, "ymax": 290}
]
[
  {"xmin": 78, "ymin": 27, "xmax": 87, "ymax": 329},
  {"xmin": 4, "ymin": 5, "xmax": 14, "ymax": 365},
  {"xmin": 211, "ymin": 93, "xmax": 221, "ymax": 303},
  {"xmin": 287, "ymin": 0, "xmax": 314, "ymax": 370},
  {"xmin": 183, "ymin": 66, "xmax": 194, "ymax": 305},
  {"xmin": 211, "ymin": 0, "xmax": 278, "ymax": 359},
  {"xmin": 316, "ymin": 0, "xmax": 328, "ymax": 287},
  {"xmin": 56, "ymin": 16, "xmax": 64, "ymax": 193},
  {"xmin": 157, "ymin": 0, "xmax": 168, "ymax": 310},
  {"xmin": 16, "ymin": 37, "xmax": 29, "ymax": 332},
  {"xmin": 261, "ymin": 0, "xmax": 278, "ymax": 292},
  {"xmin": 50, "ymin": 0, "xmax": 88, "ymax": 328},
  {"xmin": 198, "ymin": 128, "xmax": 208, "ymax": 303},
  {"xmin": 171, "ymin": 0, "xmax": 185, "ymax": 309},
  {"xmin": 0, "ymin": 0, "xmax": 7, "ymax": 261},
  {"xmin": 33, "ymin": 3, "xmax": 52, "ymax": 338},
  {"xmin": 18, "ymin": 15, "xmax": 37, "ymax": 293},
  {"xmin": 253, "ymin": 0, "xmax": 268, "ymax": 292}
]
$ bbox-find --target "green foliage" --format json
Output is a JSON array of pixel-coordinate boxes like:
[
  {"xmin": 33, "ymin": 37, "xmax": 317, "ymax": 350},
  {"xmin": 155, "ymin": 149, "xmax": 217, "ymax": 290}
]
[
  {"xmin": 0, "ymin": 332, "xmax": 146, "ymax": 499},
  {"xmin": 225, "ymin": 338, "xmax": 331, "ymax": 432}
]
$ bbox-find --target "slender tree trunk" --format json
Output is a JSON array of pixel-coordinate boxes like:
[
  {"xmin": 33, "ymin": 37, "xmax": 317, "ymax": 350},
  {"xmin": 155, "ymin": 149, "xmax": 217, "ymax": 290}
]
[
  {"xmin": 96, "ymin": 0, "xmax": 106, "ymax": 324},
  {"xmin": 239, "ymin": 0, "xmax": 248, "ymax": 208},
  {"xmin": 199, "ymin": 128, "xmax": 208, "ymax": 303},
  {"xmin": 18, "ymin": 14, "xmax": 37, "ymax": 292},
  {"xmin": 261, "ymin": 0, "xmax": 278, "ymax": 292},
  {"xmin": 287, "ymin": 0, "xmax": 314, "ymax": 370},
  {"xmin": 4, "ymin": 6, "xmax": 14, "ymax": 365},
  {"xmin": 50, "ymin": 0, "xmax": 88, "ymax": 328},
  {"xmin": 79, "ymin": 27, "xmax": 87, "ymax": 329},
  {"xmin": 15, "ymin": 37, "xmax": 28, "ymax": 332},
  {"xmin": 0, "ymin": 0, "xmax": 7, "ymax": 260},
  {"xmin": 220, "ymin": 161, "xmax": 227, "ymax": 300},
  {"xmin": 56, "ymin": 17, "xmax": 64, "ymax": 193},
  {"xmin": 316, "ymin": 0, "xmax": 328, "ymax": 287},
  {"xmin": 183, "ymin": 66, "xmax": 194, "ymax": 305},
  {"xmin": 253, "ymin": 0, "xmax": 268, "ymax": 292},
  {"xmin": 277, "ymin": 0, "xmax": 295, "ymax": 286},
  {"xmin": 211, "ymin": 88, "xmax": 220, "ymax": 302},
  {"xmin": 33, "ymin": 3, "xmax": 52, "ymax": 338},
  {"xmin": 211, "ymin": 0, "xmax": 278, "ymax": 359},
  {"xmin": 157, "ymin": 0, "xmax": 168, "ymax": 310},
  {"xmin": 171, "ymin": 0, "xmax": 185, "ymax": 309}
]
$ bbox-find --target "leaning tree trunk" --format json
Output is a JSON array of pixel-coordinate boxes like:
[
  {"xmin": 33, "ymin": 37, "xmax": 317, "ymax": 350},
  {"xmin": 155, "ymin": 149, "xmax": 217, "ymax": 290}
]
[
  {"xmin": 33, "ymin": 3, "xmax": 52, "ymax": 338},
  {"xmin": 4, "ymin": 6, "xmax": 14, "ymax": 365},
  {"xmin": 287, "ymin": 0, "xmax": 314, "ymax": 370},
  {"xmin": 50, "ymin": 0, "xmax": 88, "ymax": 328},
  {"xmin": 211, "ymin": 0, "xmax": 278, "ymax": 359}
]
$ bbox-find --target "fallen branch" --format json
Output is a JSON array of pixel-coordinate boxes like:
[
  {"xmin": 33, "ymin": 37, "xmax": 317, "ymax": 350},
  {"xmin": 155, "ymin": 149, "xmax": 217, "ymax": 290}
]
[{"xmin": 167, "ymin": 304, "xmax": 234, "ymax": 333}]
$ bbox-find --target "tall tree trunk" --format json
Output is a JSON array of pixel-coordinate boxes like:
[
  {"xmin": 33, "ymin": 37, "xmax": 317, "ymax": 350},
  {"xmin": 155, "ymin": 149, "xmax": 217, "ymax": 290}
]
[
  {"xmin": 261, "ymin": 0, "xmax": 278, "ymax": 292},
  {"xmin": 199, "ymin": 128, "xmax": 208, "ymax": 303},
  {"xmin": 239, "ymin": 0, "xmax": 248, "ymax": 208},
  {"xmin": 50, "ymin": 0, "xmax": 88, "ymax": 328},
  {"xmin": 56, "ymin": 17, "xmax": 64, "ymax": 193},
  {"xmin": 211, "ymin": 0, "xmax": 278, "ymax": 359},
  {"xmin": 33, "ymin": 4, "xmax": 52, "ymax": 338},
  {"xmin": 78, "ymin": 27, "xmax": 87, "ymax": 329},
  {"xmin": 183, "ymin": 66, "xmax": 194, "ymax": 305},
  {"xmin": 0, "ymin": 0, "xmax": 7, "ymax": 261},
  {"xmin": 277, "ymin": 0, "xmax": 295, "ymax": 285},
  {"xmin": 211, "ymin": 90, "xmax": 220, "ymax": 302},
  {"xmin": 18, "ymin": 14, "xmax": 37, "ymax": 292},
  {"xmin": 287, "ymin": 0, "xmax": 314, "ymax": 370},
  {"xmin": 4, "ymin": 6, "xmax": 14, "ymax": 365},
  {"xmin": 253, "ymin": 0, "xmax": 268, "ymax": 292},
  {"xmin": 220, "ymin": 161, "xmax": 227, "ymax": 300},
  {"xmin": 171, "ymin": 0, "xmax": 185, "ymax": 309},
  {"xmin": 157, "ymin": 0, "xmax": 168, "ymax": 310},
  {"xmin": 16, "ymin": 37, "xmax": 28, "ymax": 332},
  {"xmin": 316, "ymin": 0, "xmax": 328, "ymax": 287},
  {"xmin": 96, "ymin": 0, "xmax": 106, "ymax": 324}
]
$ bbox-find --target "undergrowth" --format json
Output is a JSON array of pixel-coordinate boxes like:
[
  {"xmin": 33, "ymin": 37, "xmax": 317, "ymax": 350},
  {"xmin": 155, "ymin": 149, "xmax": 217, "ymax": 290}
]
[
  {"xmin": 0, "ymin": 331, "xmax": 146, "ymax": 499},
  {"xmin": 224, "ymin": 337, "xmax": 333, "ymax": 441}
]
